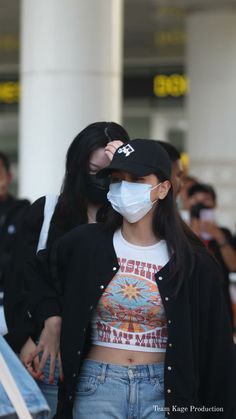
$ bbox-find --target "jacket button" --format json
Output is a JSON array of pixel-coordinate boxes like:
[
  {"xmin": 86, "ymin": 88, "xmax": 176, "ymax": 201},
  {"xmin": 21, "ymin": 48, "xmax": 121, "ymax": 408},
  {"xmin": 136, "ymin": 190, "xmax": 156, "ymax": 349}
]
[
  {"xmin": 167, "ymin": 389, "xmax": 171, "ymax": 393},
  {"xmin": 112, "ymin": 267, "xmax": 117, "ymax": 271},
  {"xmin": 83, "ymin": 327, "xmax": 86, "ymax": 332},
  {"xmin": 90, "ymin": 305, "xmax": 93, "ymax": 310},
  {"xmin": 158, "ymin": 276, "xmax": 163, "ymax": 280},
  {"xmin": 165, "ymin": 297, "xmax": 169, "ymax": 301},
  {"xmin": 27, "ymin": 310, "xmax": 32, "ymax": 319},
  {"xmin": 168, "ymin": 320, "xmax": 172, "ymax": 324},
  {"xmin": 167, "ymin": 366, "xmax": 172, "ymax": 371},
  {"xmin": 100, "ymin": 285, "xmax": 104, "ymax": 289},
  {"xmin": 73, "ymin": 373, "xmax": 76, "ymax": 377},
  {"xmin": 168, "ymin": 343, "xmax": 172, "ymax": 347},
  {"xmin": 69, "ymin": 395, "xmax": 73, "ymax": 400},
  {"xmin": 77, "ymin": 350, "xmax": 81, "ymax": 355}
]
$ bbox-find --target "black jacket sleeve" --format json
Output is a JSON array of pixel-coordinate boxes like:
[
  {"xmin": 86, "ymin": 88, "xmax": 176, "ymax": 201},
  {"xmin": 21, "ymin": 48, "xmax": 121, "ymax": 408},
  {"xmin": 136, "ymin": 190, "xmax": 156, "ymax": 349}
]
[
  {"xmin": 199, "ymin": 255, "xmax": 236, "ymax": 418},
  {"xmin": 27, "ymin": 245, "xmax": 63, "ymax": 332},
  {"xmin": 3, "ymin": 197, "xmax": 46, "ymax": 352},
  {"xmin": 25, "ymin": 227, "xmax": 84, "ymax": 330}
]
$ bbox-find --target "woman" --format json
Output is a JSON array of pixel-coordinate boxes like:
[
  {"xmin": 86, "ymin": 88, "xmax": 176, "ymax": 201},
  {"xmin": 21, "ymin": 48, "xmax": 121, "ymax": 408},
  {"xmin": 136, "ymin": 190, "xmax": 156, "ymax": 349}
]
[
  {"xmin": 3, "ymin": 121, "xmax": 129, "ymax": 417},
  {"xmin": 25, "ymin": 139, "xmax": 236, "ymax": 418}
]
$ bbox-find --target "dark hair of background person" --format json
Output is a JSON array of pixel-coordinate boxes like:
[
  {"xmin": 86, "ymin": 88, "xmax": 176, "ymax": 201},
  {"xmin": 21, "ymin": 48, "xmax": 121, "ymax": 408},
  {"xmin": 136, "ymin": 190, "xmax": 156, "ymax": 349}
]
[
  {"xmin": 0, "ymin": 152, "xmax": 11, "ymax": 172},
  {"xmin": 54, "ymin": 121, "xmax": 130, "ymax": 232},
  {"xmin": 184, "ymin": 175, "xmax": 198, "ymax": 183},
  {"xmin": 105, "ymin": 167, "xmax": 204, "ymax": 296},
  {"xmin": 156, "ymin": 140, "xmax": 181, "ymax": 163},
  {"xmin": 188, "ymin": 183, "xmax": 217, "ymax": 203}
]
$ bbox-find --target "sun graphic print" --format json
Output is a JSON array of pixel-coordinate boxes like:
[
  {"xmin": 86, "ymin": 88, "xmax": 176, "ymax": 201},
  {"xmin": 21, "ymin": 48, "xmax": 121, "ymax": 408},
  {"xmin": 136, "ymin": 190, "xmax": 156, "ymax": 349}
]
[
  {"xmin": 96, "ymin": 273, "xmax": 166, "ymax": 334},
  {"xmin": 118, "ymin": 280, "xmax": 143, "ymax": 301}
]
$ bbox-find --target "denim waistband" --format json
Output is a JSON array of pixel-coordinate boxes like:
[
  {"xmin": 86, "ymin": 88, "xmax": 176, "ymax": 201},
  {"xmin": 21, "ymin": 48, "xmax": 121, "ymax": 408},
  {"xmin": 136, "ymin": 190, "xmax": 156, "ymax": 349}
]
[{"xmin": 80, "ymin": 359, "xmax": 164, "ymax": 380}]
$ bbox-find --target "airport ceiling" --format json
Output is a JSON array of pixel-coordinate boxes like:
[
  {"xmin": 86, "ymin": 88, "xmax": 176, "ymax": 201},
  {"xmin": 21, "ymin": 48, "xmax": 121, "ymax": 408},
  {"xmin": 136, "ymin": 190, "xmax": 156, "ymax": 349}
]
[
  {"xmin": 124, "ymin": 0, "xmax": 236, "ymax": 67},
  {"xmin": 0, "ymin": 0, "xmax": 236, "ymax": 72}
]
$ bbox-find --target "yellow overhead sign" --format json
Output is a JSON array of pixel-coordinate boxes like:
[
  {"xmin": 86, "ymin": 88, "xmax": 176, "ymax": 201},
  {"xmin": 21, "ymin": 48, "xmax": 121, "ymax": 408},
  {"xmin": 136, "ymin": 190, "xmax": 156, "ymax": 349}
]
[
  {"xmin": 153, "ymin": 74, "xmax": 188, "ymax": 98},
  {"xmin": 0, "ymin": 82, "xmax": 19, "ymax": 104}
]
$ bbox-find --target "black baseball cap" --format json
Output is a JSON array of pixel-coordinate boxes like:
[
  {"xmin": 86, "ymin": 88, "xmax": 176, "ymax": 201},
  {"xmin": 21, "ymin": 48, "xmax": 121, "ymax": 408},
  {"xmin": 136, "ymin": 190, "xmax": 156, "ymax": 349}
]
[{"xmin": 97, "ymin": 139, "xmax": 172, "ymax": 178}]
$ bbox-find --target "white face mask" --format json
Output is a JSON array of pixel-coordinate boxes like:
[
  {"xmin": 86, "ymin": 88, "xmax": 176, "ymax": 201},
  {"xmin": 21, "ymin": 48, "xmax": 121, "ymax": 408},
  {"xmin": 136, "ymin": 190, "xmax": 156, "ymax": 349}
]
[{"xmin": 107, "ymin": 180, "xmax": 161, "ymax": 223}]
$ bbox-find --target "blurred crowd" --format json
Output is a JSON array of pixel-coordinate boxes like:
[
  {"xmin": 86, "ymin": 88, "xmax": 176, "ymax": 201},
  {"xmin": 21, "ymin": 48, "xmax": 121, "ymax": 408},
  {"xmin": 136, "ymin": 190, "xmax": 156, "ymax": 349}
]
[{"xmin": 178, "ymin": 174, "xmax": 236, "ymax": 331}]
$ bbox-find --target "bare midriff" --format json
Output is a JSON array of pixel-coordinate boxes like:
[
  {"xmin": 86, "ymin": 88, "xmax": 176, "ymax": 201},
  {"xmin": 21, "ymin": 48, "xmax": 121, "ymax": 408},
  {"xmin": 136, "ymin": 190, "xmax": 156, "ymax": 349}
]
[{"xmin": 86, "ymin": 345, "xmax": 165, "ymax": 365}]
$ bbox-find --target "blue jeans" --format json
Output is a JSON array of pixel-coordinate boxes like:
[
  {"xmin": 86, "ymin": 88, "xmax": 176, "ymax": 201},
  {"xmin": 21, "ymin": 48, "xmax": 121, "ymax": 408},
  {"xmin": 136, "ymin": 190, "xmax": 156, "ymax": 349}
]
[
  {"xmin": 0, "ymin": 336, "xmax": 50, "ymax": 419},
  {"xmin": 73, "ymin": 359, "xmax": 165, "ymax": 419},
  {"xmin": 36, "ymin": 357, "xmax": 60, "ymax": 419}
]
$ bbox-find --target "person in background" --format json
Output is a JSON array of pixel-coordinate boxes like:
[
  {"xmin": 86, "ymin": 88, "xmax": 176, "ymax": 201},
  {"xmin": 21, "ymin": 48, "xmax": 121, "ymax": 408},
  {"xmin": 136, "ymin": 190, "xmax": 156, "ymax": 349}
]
[
  {"xmin": 3, "ymin": 121, "xmax": 129, "ymax": 418},
  {"xmin": 156, "ymin": 141, "xmax": 184, "ymax": 198},
  {"xmin": 25, "ymin": 139, "xmax": 236, "ymax": 418},
  {"xmin": 178, "ymin": 175, "xmax": 198, "ymax": 211},
  {"xmin": 178, "ymin": 175, "xmax": 198, "ymax": 224},
  {"xmin": 0, "ymin": 152, "xmax": 30, "ymax": 295},
  {"xmin": 188, "ymin": 182, "xmax": 236, "ymax": 327},
  {"xmin": 0, "ymin": 152, "xmax": 30, "ymax": 336}
]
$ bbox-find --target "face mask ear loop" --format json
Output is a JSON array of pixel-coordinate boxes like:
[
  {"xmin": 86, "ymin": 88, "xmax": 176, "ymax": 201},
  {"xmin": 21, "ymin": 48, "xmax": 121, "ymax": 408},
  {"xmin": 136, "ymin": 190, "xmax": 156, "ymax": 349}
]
[
  {"xmin": 151, "ymin": 182, "xmax": 161, "ymax": 191},
  {"xmin": 151, "ymin": 182, "xmax": 161, "ymax": 205}
]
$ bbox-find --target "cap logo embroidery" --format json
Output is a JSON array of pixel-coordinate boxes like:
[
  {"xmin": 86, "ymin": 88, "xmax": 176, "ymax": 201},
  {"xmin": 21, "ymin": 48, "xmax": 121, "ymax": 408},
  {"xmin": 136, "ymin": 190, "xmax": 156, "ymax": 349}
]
[{"xmin": 117, "ymin": 144, "xmax": 135, "ymax": 157}]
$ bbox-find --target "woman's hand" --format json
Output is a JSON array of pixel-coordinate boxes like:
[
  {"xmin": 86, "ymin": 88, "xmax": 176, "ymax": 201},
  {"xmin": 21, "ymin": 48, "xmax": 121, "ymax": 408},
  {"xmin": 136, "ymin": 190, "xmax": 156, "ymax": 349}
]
[
  {"xmin": 20, "ymin": 337, "xmax": 43, "ymax": 380},
  {"xmin": 27, "ymin": 316, "xmax": 63, "ymax": 383},
  {"xmin": 105, "ymin": 140, "xmax": 124, "ymax": 161}
]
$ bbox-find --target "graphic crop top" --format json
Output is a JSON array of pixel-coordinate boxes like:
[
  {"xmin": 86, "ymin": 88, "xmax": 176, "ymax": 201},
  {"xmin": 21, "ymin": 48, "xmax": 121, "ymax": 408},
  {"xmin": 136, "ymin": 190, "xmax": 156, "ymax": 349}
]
[{"xmin": 90, "ymin": 229, "xmax": 170, "ymax": 352}]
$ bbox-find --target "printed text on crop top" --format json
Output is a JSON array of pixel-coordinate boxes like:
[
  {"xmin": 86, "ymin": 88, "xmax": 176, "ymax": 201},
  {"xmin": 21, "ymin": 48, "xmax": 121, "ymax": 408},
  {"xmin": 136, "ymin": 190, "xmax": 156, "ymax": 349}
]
[{"xmin": 90, "ymin": 229, "xmax": 170, "ymax": 352}]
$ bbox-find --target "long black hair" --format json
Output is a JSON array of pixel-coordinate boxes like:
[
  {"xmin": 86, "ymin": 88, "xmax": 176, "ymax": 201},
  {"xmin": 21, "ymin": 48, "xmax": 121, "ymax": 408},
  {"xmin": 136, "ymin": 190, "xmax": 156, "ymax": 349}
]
[
  {"xmin": 52, "ymin": 122, "xmax": 130, "ymax": 232},
  {"xmin": 105, "ymin": 169, "xmax": 204, "ymax": 296}
]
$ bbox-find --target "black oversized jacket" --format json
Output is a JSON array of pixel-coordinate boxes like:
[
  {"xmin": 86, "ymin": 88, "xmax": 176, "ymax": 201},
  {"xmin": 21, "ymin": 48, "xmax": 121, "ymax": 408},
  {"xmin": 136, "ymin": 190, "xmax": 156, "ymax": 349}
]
[{"xmin": 26, "ymin": 223, "xmax": 236, "ymax": 419}]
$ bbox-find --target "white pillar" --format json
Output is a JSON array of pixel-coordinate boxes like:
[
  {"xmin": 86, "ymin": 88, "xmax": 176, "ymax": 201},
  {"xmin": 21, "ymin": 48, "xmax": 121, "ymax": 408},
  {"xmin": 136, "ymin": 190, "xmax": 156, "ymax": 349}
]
[
  {"xmin": 150, "ymin": 109, "xmax": 187, "ymax": 142},
  {"xmin": 19, "ymin": 0, "xmax": 123, "ymax": 200},
  {"xmin": 186, "ymin": 10, "xmax": 236, "ymax": 230},
  {"xmin": 150, "ymin": 111, "xmax": 168, "ymax": 142}
]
